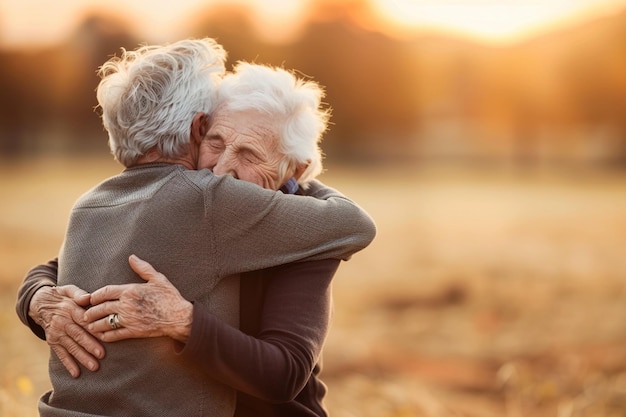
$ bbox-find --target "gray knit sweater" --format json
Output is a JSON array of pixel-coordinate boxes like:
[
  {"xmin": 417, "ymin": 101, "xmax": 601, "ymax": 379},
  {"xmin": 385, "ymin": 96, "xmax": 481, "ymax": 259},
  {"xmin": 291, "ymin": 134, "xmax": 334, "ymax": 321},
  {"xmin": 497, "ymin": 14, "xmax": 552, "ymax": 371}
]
[{"xmin": 37, "ymin": 163, "xmax": 375, "ymax": 417}]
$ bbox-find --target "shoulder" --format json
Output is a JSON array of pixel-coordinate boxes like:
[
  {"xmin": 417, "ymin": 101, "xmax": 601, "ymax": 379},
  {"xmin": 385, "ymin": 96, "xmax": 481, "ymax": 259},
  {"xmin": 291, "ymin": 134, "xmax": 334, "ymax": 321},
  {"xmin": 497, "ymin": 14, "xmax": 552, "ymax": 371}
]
[
  {"xmin": 178, "ymin": 168, "xmax": 216, "ymax": 190},
  {"xmin": 194, "ymin": 171, "xmax": 282, "ymax": 202}
]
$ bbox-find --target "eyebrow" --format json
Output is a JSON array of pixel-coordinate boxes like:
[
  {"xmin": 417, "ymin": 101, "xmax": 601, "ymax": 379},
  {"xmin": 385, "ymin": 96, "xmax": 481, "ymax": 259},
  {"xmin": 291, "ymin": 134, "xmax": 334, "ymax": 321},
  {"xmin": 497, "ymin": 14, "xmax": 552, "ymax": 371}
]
[{"xmin": 205, "ymin": 133, "xmax": 224, "ymax": 142}]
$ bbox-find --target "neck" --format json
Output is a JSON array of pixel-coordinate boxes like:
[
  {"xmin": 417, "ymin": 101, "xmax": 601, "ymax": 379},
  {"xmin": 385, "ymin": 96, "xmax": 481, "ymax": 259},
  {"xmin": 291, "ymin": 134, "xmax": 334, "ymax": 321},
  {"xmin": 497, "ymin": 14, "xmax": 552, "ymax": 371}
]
[{"xmin": 134, "ymin": 149, "xmax": 196, "ymax": 170}]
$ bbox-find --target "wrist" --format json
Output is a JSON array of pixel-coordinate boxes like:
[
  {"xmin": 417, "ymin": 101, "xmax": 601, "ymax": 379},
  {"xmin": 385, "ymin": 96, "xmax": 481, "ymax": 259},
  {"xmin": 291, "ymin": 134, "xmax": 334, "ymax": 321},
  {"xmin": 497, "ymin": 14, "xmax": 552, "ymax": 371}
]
[
  {"xmin": 28, "ymin": 285, "xmax": 55, "ymax": 326},
  {"xmin": 168, "ymin": 301, "xmax": 194, "ymax": 344}
]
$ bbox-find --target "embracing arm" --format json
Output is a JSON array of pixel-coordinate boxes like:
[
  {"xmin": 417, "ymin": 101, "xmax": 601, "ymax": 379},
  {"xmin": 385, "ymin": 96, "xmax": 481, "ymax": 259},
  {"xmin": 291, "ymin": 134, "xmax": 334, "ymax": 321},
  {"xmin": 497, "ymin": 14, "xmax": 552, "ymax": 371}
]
[
  {"xmin": 179, "ymin": 259, "xmax": 339, "ymax": 402},
  {"xmin": 210, "ymin": 176, "xmax": 376, "ymax": 276},
  {"xmin": 85, "ymin": 257, "xmax": 338, "ymax": 401},
  {"xmin": 16, "ymin": 259, "xmax": 60, "ymax": 339}
]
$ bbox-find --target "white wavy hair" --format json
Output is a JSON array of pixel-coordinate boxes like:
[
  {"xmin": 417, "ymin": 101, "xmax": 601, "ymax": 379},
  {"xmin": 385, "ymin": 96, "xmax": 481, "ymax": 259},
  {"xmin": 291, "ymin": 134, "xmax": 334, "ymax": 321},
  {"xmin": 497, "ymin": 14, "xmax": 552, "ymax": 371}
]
[
  {"xmin": 96, "ymin": 38, "xmax": 227, "ymax": 167},
  {"xmin": 216, "ymin": 62, "xmax": 331, "ymax": 186}
]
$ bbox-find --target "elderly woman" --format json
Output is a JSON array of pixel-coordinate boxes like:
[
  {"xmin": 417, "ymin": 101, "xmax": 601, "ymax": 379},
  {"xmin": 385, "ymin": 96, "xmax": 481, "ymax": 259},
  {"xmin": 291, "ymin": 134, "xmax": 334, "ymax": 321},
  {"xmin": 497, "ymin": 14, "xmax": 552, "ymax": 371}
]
[
  {"xmin": 18, "ymin": 40, "xmax": 374, "ymax": 416},
  {"xmin": 18, "ymin": 59, "xmax": 374, "ymax": 417}
]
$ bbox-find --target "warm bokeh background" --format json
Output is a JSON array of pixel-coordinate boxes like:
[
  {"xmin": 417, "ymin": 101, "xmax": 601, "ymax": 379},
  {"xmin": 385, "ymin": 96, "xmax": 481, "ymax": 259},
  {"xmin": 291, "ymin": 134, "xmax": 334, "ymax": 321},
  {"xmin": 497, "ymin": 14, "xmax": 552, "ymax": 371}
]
[{"xmin": 1, "ymin": 1, "xmax": 626, "ymax": 416}]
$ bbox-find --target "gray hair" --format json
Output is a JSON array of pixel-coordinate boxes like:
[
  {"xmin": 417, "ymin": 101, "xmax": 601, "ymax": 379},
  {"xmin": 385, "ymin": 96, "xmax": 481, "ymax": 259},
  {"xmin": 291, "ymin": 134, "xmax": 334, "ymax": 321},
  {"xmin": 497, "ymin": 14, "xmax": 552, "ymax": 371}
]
[
  {"xmin": 216, "ymin": 62, "xmax": 331, "ymax": 186},
  {"xmin": 96, "ymin": 38, "xmax": 226, "ymax": 167}
]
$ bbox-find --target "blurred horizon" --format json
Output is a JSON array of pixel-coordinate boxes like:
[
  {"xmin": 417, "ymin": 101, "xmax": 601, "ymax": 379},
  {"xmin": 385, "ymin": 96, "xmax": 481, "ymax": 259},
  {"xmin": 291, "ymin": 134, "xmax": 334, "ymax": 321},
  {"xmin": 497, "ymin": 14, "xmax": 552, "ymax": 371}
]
[
  {"xmin": 3, "ymin": 0, "xmax": 626, "ymax": 48},
  {"xmin": 1, "ymin": 0, "xmax": 625, "ymax": 168}
]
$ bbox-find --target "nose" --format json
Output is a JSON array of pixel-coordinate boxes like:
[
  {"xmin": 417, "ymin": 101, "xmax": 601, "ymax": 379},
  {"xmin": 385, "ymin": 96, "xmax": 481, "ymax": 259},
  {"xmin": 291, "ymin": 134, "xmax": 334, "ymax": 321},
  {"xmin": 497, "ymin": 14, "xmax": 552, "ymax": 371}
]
[{"xmin": 213, "ymin": 153, "xmax": 238, "ymax": 179}]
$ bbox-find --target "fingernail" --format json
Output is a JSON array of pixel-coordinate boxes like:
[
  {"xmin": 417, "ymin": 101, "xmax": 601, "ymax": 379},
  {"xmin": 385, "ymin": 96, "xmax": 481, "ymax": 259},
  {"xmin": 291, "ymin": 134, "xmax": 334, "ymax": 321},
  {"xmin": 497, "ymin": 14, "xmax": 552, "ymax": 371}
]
[
  {"xmin": 88, "ymin": 361, "xmax": 96, "ymax": 371},
  {"xmin": 94, "ymin": 348, "xmax": 102, "ymax": 358}
]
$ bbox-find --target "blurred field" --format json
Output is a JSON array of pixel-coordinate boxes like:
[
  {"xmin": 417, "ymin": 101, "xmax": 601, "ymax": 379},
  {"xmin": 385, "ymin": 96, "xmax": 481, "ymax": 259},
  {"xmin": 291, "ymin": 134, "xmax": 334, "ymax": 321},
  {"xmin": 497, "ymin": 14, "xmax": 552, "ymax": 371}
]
[{"xmin": 1, "ymin": 156, "xmax": 626, "ymax": 417}]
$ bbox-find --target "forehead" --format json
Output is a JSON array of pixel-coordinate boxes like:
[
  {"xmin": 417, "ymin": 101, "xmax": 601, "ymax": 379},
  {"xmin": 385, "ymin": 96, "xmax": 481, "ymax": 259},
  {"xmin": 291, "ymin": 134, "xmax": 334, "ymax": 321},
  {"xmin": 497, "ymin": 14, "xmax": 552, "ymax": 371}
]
[{"xmin": 209, "ymin": 107, "xmax": 279, "ymax": 144}]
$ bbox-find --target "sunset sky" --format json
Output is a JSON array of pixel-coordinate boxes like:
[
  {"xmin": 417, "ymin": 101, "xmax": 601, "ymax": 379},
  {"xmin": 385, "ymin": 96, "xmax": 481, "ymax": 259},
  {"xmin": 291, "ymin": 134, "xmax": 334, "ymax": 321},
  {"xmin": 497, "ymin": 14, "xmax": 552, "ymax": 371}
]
[{"xmin": 1, "ymin": 0, "xmax": 626, "ymax": 48}]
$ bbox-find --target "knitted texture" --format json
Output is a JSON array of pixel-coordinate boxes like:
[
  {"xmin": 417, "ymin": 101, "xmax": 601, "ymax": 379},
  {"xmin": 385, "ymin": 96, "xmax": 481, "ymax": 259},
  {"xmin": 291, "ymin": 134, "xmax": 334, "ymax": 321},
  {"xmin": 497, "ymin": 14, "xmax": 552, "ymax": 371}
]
[{"xmin": 40, "ymin": 164, "xmax": 375, "ymax": 417}]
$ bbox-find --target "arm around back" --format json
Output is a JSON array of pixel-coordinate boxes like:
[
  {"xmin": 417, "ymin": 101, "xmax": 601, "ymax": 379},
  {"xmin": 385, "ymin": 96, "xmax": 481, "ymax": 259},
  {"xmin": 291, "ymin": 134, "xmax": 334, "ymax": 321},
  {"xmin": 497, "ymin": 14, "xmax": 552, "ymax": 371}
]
[
  {"xmin": 179, "ymin": 258, "xmax": 339, "ymax": 402},
  {"xmin": 16, "ymin": 258, "xmax": 59, "ymax": 340},
  {"xmin": 209, "ymin": 175, "xmax": 376, "ymax": 276}
]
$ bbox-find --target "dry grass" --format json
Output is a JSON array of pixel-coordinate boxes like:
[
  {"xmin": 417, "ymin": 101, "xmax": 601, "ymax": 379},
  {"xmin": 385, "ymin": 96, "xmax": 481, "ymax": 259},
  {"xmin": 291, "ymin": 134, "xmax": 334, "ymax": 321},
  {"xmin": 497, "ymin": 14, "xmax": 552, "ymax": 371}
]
[{"xmin": 1, "ymin": 156, "xmax": 626, "ymax": 417}]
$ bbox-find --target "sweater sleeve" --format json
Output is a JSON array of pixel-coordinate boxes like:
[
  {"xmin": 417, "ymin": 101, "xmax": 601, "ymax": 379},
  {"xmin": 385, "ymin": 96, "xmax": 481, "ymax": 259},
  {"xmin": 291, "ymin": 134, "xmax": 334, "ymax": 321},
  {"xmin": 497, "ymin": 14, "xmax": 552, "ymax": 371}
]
[
  {"xmin": 209, "ymin": 176, "xmax": 376, "ymax": 276},
  {"xmin": 15, "ymin": 258, "xmax": 59, "ymax": 340},
  {"xmin": 179, "ymin": 259, "xmax": 339, "ymax": 402}
]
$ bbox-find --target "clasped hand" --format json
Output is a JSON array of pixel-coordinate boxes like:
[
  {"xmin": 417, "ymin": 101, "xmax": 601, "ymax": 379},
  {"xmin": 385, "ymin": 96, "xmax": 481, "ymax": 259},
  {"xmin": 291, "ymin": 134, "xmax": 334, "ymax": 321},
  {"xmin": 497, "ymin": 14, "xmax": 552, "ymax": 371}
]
[
  {"xmin": 32, "ymin": 255, "xmax": 193, "ymax": 378},
  {"xmin": 84, "ymin": 254, "xmax": 193, "ymax": 344}
]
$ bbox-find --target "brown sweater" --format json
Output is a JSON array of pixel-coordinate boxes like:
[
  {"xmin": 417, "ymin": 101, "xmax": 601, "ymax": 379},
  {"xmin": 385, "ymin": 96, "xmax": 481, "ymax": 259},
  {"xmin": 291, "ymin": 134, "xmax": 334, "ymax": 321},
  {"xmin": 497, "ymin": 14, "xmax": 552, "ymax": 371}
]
[
  {"xmin": 190, "ymin": 259, "xmax": 341, "ymax": 417},
  {"xmin": 16, "ymin": 163, "xmax": 375, "ymax": 417}
]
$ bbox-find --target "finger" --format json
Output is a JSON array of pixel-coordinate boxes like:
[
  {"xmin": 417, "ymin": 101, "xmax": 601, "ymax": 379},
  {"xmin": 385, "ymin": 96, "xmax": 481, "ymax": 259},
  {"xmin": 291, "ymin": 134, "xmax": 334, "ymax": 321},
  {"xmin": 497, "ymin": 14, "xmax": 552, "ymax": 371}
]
[
  {"xmin": 87, "ymin": 316, "xmax": 110, "ymax": 334},
  {"xmin": 84, "ymin": 300, "xmax": 119, "ymax": 324},
  {"xmin": 66, "ymin": 322, "xmax": 105, "ymax": 359},
  {"xmin": 51, "ymin": 345, "xmax": 82, "ymax": 379},
  {"xmin": 74, "ymin": 293, "xmax": 92, "ymax": 307},
  {"xmin": 129, "ymin": 254, "xmax": 167, "ymax": 284},
  {"xmin": 56, "ymin": 285, "xmax": 91, "ymax": 307},
  {"xmin": 87, "ymin": 313, "xmax": 123, "ymax": 334},
  {"xmin": 98, "ymin": 327, "xmax": 138, "ymax": 343},
  {"xmin": 89, "ymin": 285, "xmax": 125, "ymax": 306},
  {"xmin": 60, "ymin": 328, "xmax": 101, "ymax": 372}
]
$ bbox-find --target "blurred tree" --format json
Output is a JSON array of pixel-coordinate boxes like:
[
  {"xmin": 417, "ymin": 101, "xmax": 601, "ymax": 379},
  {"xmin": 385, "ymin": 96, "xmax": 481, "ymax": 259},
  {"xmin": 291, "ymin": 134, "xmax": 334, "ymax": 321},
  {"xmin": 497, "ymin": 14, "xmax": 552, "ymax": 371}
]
[
  {"xmin": 51, "ymin": 14, "xmax": 141, "ymax": 152},
  {"xmin": 0, "ymin": 13, "xmax": 139, "ymax": 155},
  {"xmin": 533, "ymin": 9, "xmax": 626, "ymax": 166},
  {"xmin": 287, "ymin": 0, "xmax": 421, "ymax": 160},
  {"xmin": 0, "ymin": 51, "xmax": 32, "ymax": 154},
  {"xmin": 187, "ymin": 0, "xmax": 421, "ymax": 161},
  {"xmin": 188, "ymin": 3, "xmax": 288, "ymax": 67},
  {"xmin": 1, "ymin": 1, "xmax": 625, "ymax": 167}
]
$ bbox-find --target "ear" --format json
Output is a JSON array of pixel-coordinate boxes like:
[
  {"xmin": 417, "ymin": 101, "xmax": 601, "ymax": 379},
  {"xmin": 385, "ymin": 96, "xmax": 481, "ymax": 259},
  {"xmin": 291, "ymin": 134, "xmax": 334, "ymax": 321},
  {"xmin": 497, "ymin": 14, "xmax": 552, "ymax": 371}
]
[
  {"xmin": 190, "ymin": 112, "xmax": 208, "ymax": 145},
  {"xmin": 294, "ymin": 160, "xmax": 310, "ymax": 180}
]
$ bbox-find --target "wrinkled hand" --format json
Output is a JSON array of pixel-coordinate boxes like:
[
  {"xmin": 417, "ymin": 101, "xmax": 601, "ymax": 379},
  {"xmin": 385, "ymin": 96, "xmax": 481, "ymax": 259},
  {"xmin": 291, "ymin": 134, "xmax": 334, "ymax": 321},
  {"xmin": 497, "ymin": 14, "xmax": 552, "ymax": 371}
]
[
  {"xmin": 85, "ymin": 255, "xmax": 193, "ymax": 344},
  {"xmin": 29, "ymin": 285, "xmax": 105, "ymax": 378}
]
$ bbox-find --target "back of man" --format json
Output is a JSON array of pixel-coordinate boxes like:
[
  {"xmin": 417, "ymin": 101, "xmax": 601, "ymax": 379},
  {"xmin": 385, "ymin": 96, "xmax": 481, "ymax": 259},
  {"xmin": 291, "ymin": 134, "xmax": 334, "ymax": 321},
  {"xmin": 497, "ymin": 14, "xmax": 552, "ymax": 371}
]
[
  {"xmin": 43, "ymin": 165, "xmax": 238, "ymax": 417},
  {"xmin": 41, "ymin": 163, "xmax": 374, "ymax": 417}
]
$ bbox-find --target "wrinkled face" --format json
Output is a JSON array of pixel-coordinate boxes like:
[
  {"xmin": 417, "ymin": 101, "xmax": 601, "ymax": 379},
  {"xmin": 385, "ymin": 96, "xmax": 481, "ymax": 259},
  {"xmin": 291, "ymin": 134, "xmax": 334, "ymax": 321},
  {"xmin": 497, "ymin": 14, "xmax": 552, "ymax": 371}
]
[{"xmin": 198, "ymin": 108, "xmax": 290, "ymax": 191}]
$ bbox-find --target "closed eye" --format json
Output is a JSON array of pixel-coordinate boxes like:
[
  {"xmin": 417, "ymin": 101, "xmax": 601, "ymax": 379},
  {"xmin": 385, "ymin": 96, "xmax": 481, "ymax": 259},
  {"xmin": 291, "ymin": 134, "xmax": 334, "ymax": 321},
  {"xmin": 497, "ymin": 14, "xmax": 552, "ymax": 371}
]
[
  {"xmin": 205, "ymin": 136, "xmax": 225, "ymax": 152},
  {"xmin": 238, "ymin": 148, "xmax": 263, "ymax": 164}
]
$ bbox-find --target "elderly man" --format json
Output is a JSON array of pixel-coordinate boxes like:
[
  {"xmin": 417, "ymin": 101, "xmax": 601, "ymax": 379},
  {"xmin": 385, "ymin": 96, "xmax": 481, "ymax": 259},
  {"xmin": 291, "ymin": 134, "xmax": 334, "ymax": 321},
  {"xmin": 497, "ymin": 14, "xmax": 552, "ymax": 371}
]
[{"xmin": 17, "ymin": 39, "xmax": 375, "ymax": 417}]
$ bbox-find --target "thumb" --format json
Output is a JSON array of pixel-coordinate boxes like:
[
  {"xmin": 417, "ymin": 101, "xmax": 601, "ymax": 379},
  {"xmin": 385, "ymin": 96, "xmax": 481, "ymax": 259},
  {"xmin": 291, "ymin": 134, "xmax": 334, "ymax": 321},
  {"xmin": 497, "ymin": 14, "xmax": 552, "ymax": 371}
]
[
  {"xmin": 57, "ymin": 285, "xmax": 92, "ymax": 307},
  {"xmin": 128, "ymin": 254, "xmax": 165, "ymax": 284}
]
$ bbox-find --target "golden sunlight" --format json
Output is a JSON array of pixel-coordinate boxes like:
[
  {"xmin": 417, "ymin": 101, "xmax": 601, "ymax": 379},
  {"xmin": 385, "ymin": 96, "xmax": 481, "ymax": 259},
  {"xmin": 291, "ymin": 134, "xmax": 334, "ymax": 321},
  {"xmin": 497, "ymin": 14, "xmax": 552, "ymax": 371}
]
[
  {"xmin": 0, "ymin": 0, "xmax": 308, "ymax": 48},
  {"xmin": 371, "ymin": 0, "xmax": 626, "ymax": 43},
  {"xmin": 1, "ymin": 0, "xmax": 626, "ymax": 48}
]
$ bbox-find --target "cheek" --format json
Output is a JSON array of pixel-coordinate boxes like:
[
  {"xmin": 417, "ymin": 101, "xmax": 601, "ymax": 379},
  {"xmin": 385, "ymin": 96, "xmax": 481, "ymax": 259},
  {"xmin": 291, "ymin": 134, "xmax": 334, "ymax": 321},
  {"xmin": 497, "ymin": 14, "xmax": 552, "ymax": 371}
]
[
  {"xmin": 198, "ymin": 151, "xmax": 220, "ymax": 170},
  {"xmin": 251, "ymin": 164, "xmax": 282, "ymax": 189},
  {"xmin": 237, "ymin": 166, "xmax": 264, "ymax": 186}
]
